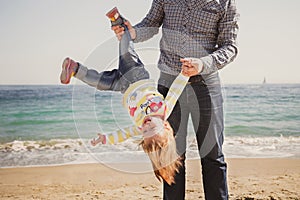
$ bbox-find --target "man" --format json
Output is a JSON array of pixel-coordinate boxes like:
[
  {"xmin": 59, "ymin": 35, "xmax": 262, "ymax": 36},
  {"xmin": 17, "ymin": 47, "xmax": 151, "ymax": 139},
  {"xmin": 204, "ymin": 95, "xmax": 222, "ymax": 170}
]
[{"xmin": 113, "ymin": 0, "xmax": 239, "ymax": 199}]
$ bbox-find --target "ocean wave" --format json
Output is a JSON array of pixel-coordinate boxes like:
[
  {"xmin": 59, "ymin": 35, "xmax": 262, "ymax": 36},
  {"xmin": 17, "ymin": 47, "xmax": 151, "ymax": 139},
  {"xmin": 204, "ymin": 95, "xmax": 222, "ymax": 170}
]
[
  {"xmin": 223, "ymin": 135, "xmax": 300, "ymax": 158},
  {"xmin": 0, "ymin": 135, "xmax": 299, "ymax": 169}
]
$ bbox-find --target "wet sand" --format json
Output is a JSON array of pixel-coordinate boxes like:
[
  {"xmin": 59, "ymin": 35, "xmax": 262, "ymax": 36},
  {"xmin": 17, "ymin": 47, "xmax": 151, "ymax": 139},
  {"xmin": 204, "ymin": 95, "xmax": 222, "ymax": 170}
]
[{"xmin": 0, "ymin": 158, "xmax": 299, "ymax": 199}]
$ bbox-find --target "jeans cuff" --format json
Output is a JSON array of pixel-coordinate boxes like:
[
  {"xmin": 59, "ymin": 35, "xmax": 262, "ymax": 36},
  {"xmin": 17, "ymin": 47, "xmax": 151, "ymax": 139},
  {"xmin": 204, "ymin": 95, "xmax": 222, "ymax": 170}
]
[{"xmin": 74, "ymin": 63, "xmax": 88, "ymax": 80}]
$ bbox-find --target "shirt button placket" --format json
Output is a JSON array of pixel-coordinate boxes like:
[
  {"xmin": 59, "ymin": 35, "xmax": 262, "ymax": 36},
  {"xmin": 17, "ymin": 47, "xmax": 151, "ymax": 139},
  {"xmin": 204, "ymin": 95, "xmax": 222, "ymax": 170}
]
[{"xmin": 181, "ymin": 6, "xmax": 192, "ymax": 56}]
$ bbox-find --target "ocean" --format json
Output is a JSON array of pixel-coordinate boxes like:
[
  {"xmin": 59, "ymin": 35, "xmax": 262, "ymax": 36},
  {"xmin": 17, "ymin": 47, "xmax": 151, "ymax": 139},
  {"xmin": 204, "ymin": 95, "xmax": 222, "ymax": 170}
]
[{"xmin": 0, "ymin": 83, "xmax": 299, "ymax": 170}]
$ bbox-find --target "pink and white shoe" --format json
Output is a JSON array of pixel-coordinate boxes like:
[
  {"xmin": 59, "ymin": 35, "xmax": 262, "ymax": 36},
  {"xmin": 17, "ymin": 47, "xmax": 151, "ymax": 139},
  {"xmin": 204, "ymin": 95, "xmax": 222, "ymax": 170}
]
[{"xmin": 60, "ymin": 57, "xmax": 78, "ymax": 84}]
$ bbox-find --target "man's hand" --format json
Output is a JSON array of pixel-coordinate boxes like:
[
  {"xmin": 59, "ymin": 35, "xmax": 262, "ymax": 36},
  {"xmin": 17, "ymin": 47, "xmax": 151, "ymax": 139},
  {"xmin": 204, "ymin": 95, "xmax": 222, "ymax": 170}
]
[
  {"xmin": 111, "ymin": 20, "xmax": 136, "ymax": 41},
  {"xmin": 180, "ymin": 58, "xmax": 203, "ymax": 77}
]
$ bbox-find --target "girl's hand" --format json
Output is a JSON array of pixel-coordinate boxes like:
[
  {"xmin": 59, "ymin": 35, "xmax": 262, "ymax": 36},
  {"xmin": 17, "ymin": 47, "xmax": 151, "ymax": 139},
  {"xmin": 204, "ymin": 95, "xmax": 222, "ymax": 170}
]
[{"xmin": 91, "ymin": 134, "xmax": 106, "ymax": 146}]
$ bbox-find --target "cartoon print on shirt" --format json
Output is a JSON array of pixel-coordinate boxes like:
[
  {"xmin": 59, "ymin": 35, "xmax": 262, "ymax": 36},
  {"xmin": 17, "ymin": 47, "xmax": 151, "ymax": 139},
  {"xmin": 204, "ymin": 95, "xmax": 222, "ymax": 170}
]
[{"xmin": 143, "ymin": 94, "xmax": 163, "ymax": 115}]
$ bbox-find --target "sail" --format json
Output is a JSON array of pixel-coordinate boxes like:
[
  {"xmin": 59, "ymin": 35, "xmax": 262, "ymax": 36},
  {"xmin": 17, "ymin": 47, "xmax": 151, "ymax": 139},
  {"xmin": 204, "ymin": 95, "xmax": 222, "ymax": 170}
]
[{"xmin": 263, "ymin": 77, "xmax": 266, "ymax": 84}]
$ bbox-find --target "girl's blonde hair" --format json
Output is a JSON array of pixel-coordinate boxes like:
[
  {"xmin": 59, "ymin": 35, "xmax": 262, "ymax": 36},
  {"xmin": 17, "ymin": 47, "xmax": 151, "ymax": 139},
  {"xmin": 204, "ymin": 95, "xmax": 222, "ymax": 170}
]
[{"xmin": 140, "ymin": 122, "xmax": 182, "ymax": 185}]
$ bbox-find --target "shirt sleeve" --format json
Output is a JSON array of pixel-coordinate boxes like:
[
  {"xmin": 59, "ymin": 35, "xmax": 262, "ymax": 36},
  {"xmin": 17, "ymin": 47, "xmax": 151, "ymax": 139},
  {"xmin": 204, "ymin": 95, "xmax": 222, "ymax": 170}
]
[
  {"xmin": 164, "ymin": 73, "xmax": 189, "ymax": 119},
  {"xmin": 200, "ymin": 0, "xmax": 239, "ymax": 75},
  {"xmin": 105, "ymin": 126, "xmax": 141, "ymax": 145},
  {"xmin": 133, "ymin": 0, "xmax": 164, "ymax": 43}
]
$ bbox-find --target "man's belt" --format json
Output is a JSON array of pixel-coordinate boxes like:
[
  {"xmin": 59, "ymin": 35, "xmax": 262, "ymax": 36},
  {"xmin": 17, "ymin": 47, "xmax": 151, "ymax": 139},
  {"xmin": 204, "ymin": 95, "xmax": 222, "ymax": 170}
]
[{"xmin": 188, "ymin": 75, "xmax": 204, "ymax": 84}]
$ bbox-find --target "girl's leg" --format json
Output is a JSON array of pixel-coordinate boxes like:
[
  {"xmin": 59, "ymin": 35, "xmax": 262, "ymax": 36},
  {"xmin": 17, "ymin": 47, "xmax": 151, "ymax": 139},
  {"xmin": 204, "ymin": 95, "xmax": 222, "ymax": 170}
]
[
  {"xmin": 60, "ymin": 56, "xmax": 122, "ymax": 90},
  {"xmin": 63, "ymin": 30, "xmax": 149, "ymax": 93},
  {"xmin": 117, "ymin": 30, "xmax": 149, "ymax": 92},
  {"xmin": 74, "ymin": 63, "xmax": 122, "ymax": 91}
]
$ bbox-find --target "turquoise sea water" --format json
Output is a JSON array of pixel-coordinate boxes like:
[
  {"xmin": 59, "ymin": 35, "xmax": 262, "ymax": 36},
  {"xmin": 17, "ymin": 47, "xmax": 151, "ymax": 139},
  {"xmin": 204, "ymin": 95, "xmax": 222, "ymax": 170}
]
[
  {"xmin": 0, "ymin": 84, "xmax": 299, "ymax": 168},
  {"xmin": 223, "ymin": 84, "xmax": 299, "ymax": 137}
]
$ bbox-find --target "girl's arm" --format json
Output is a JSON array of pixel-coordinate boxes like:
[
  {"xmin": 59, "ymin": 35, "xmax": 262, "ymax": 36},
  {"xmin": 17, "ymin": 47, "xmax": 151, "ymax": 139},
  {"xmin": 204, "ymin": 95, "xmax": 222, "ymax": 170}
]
[
  {"xmin": 164, "ymin": 73, "xmax": 189, "ymax": 120},
  {"xmin": 91, "ymin": 125, "xmax": 141, "ymax": 145}
]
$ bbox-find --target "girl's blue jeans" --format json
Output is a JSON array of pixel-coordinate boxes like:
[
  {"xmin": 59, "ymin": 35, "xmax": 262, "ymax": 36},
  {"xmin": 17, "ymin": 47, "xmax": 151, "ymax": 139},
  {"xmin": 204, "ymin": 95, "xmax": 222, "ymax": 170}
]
[{"xmin": 75, "ymin": 30, "xmax": 149, "ymax": 93}]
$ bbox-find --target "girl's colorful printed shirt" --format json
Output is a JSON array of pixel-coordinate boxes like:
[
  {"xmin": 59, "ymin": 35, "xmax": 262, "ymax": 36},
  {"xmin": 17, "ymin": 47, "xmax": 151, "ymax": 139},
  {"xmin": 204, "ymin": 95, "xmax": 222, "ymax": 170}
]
[{"xmin": 105, "ymin": 73, "xmax": 189, "ymax": 144}]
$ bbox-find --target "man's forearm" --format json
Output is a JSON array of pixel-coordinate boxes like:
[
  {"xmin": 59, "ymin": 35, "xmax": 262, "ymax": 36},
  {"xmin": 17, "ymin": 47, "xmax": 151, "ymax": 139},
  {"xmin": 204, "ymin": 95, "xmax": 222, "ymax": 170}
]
[
  {"xmin": 200, "ymin": 0, "xmax": 239, "ymax": 74},
  {"xmin": 133, "ymin": 0, "xmax": 163, "ymax": 43}
]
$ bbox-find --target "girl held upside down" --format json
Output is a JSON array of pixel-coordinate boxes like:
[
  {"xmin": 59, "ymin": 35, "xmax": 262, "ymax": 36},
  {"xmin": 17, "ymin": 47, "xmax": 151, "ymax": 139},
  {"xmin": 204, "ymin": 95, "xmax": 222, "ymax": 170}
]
[
  {"xmin": 60, "ymin": 7, "xmax": 197, "ymax": 184},
  {"xmin": 90, "ymin": 72, "xmax": 191, "ymax": 185}
]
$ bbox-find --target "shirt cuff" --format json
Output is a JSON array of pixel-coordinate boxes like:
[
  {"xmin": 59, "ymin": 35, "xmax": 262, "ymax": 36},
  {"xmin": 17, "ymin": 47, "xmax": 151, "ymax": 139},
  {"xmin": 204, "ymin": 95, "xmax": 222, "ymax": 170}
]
[
  {"xmin": 74, "ymin": 63, "xmax": 88, "ymax": 80},
  {"xmin": 200, "ymin": 55, "xmax": 218, "ymax": 75},
  {"xmin": 132, "ymin": 26, "xmax": 143, "ymax": 43}
]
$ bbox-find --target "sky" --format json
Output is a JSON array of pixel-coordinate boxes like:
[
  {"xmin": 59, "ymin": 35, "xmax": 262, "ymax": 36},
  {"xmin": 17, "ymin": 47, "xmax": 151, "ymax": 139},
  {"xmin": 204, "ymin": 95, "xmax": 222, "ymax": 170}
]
[{"xmin": 0, "ymin": 0, "xmax": 299, "ymax": 85}]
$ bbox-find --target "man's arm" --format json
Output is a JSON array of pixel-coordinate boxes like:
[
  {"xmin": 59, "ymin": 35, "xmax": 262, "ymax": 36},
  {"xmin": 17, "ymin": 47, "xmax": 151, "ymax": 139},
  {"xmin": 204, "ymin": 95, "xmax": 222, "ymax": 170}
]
[
  {"xmin": 200, "ymin": 0, "xmax": 239, "ymax": 74},
  {"xmin": 111, "ymin": 0, "xmax": 164, "ymax": 42},
  {"xmin": 133, "ymin": 0, "xmax": 164, "ymax": 43}
]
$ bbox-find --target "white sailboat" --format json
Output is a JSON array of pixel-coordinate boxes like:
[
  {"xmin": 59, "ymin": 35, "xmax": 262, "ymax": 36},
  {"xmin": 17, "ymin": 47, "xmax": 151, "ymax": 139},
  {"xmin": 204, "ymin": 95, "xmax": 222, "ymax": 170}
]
[{"xmin": 263, "ymin": 77, "xmax": 266, "ymax": 84}]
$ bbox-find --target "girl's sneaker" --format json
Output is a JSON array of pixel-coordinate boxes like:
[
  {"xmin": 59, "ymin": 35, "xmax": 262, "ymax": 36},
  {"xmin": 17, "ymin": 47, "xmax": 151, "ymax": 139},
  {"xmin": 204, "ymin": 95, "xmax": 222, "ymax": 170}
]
[{"xmin": 60, "ymin": 57, "xmax": 78, "ymax": 84}]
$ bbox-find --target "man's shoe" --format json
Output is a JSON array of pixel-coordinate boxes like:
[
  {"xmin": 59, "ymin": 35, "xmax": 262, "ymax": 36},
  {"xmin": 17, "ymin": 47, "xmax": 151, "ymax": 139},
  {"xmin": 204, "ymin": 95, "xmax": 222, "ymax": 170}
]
[{"xmin": 60, "ymin": 57, "xmax": 78, "ymax": 84}]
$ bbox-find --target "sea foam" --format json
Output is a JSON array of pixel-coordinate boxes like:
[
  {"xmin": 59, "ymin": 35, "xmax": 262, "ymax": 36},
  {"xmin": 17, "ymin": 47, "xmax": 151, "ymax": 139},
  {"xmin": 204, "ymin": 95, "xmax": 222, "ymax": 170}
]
[{"xmin": 0, "ymin": 135, "xmax": 299, "ymax": 169}]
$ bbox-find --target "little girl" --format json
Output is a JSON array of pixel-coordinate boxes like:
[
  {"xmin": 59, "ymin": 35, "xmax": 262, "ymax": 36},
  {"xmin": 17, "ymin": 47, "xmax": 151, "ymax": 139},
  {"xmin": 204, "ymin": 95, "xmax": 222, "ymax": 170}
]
[
  {"xmin": 60, "ymin": 8, "xmax": 193, "ymax": 185},
  {"xmin": 91, "ymin": 73, "xmax": 190, "ymax": 185}
]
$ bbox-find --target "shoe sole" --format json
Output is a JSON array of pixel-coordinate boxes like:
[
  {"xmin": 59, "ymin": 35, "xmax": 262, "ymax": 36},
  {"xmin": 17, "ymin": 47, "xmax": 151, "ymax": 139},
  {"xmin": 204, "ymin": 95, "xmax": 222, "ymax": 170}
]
[{"xmin": 60, "ymin": 58, "xmax": 73, "ymax": 84}]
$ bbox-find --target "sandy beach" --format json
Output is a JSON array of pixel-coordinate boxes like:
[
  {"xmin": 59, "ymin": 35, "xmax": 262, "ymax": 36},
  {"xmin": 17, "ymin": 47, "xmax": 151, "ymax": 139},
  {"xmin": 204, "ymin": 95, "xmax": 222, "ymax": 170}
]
[{"xmin": 0, "ymin": 158, "xmax": 299, "ymax": 200}]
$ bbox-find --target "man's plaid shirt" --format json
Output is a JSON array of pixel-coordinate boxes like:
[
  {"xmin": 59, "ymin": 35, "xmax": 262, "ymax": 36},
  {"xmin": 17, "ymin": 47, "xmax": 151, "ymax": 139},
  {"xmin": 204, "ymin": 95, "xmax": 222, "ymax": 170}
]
[{"xmin": 134, "ymin": 0, "xmax": 239, "ymax": 76}]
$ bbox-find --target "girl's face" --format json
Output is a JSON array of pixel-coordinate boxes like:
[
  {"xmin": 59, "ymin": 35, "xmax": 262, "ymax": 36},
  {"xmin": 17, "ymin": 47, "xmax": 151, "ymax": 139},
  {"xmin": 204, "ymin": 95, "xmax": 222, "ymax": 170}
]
[
  {"xmin": 141, "ymin": 116, "xmax": 172, "ymax": 145},
  {"xmin": 141, "ymin": 116, "xmax": 163, "ymax": 137}
]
